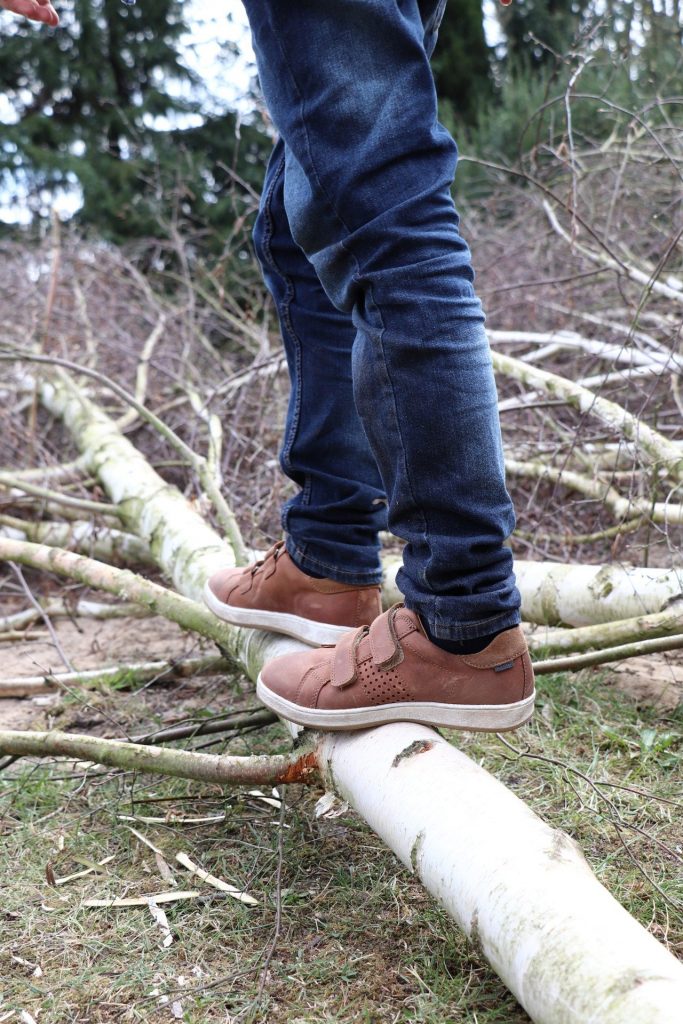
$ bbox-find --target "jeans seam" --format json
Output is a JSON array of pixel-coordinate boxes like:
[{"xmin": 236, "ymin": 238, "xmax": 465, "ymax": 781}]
[
  {"xmin": 259, "ymin": 153, "xmax": 311, "ymax": 513},
  {"xmin": 363, "ymin": 283, "xmax": 432, "ymax": 589}
]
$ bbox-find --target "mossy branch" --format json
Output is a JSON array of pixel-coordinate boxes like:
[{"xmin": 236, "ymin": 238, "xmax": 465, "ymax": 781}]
[
  {"xmin": 0, "ymin": 536, "xmax": 237, "ymax": 651},
  {"xmin": 0, "ymin": 729, "xmax": 319, "ymax": 786}
]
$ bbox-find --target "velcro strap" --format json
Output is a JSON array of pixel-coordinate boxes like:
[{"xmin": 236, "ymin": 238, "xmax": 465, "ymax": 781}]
[
  {"xmin": 330, "ymin": 627, "xmax": 364, "ymax": 689},
  {"xmin": 369, "ymin": 610, "xmax": 403, "ymax": 669}
]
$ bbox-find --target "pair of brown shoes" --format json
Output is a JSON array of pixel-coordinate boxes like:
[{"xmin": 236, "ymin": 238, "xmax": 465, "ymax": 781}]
[{"xmin": 205, "ymin": 543, "xmax": 534, "ymax": 733}]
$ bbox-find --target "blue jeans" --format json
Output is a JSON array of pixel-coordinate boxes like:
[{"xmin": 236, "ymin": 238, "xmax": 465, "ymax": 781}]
[{"xmin": 244, "ymin": 0, "xmax": 521, "ymax": 641}]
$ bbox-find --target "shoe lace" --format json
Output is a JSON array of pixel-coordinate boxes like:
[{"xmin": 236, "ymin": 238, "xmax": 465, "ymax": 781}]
[{"xmin": 249, "ymin": 540, "xmax": 286, "ymax": 579}]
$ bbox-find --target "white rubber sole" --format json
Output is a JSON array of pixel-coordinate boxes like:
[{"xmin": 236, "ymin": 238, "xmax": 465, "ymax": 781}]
[
  {"xmin": 203, "ymin": 582, "xmax": 352, "ymax": 646},
  {"xmin": 256, "ymin": 675, "xmax": 535, "ymax": 733}
]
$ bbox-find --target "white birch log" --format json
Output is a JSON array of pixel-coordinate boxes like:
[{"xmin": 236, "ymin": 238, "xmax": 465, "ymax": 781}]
[
  {"xmin": 33, "ymin": 370, "xmax": 683, "ymax": 1023},
  {"xmin": 39, "ymin": 377, "xmax": 234, "ymax": 602},
  {"xmin": 513, "ymin": 561, "xmax": 683, "ymax": 627},
  {"xmin": 382, "ymin": 555, "xmax": 683, "ymax": 627},
  {"xmin": 319, "ymin": 724, "xmax": 683, "ymax": 1023}
]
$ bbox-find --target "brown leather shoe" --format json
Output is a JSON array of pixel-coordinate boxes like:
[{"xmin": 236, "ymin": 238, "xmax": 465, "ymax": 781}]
[
  {"xmin": 204, "ymin": 541, "xmax": 382, "ymax": 645},
  {"xmin": 256, "ymin": 604, "xmax": 535, "ymax": 731}
]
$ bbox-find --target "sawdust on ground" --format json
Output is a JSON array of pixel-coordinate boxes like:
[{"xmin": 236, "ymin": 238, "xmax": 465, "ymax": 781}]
[
  {"xmin": 607, "ymin": 653, "xmax": 683, "ymax": 713},
  {"xmin": 0, "ymin": 614, "xmax": 214, "ymax": 730}
]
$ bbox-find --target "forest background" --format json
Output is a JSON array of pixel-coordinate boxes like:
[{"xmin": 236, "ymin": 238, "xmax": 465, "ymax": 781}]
[{"xmin": 2, "ymin": 0, "xmax": 681, "ymax": 246}]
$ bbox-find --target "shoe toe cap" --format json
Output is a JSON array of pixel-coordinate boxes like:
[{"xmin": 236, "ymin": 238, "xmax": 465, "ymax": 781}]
[
  {"xmin": 206, "ymin": 566, "xmax": 243, "ymax": 602},
  {"xmin": 260, "ymin": 648, "xmax": 331, "ymax": 704}
]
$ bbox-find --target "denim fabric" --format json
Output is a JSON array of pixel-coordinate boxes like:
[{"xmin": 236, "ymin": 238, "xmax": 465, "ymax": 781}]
[
  {"xmin": 253, "ymin": 142, "xmax": 388, "ymax": 585},
  {"xmin": 244, "ymin": 0, "xmax": 521, "ymax": 640}
]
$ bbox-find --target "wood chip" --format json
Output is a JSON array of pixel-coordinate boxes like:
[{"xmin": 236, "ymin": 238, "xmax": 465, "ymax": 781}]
[
  {"xmin": 55, "ymin": 854, "xmax": 116, "ymax": 886},
  {"xmin": 125, "ymin": 826, "xmax": 177, "ymax": 885},
  {"xmin": 83, "ymin": 890, "xmax": 201, "ymax": 908},
  {"xmin": 314, "ymin": 792, "xmax": 349, "ymax": 819},
  {"xmin": 125, "ymin": 825, "xmax": 163, "ymax": 856},
  {"xmin": 248, "ymin": 788, "xmax": 282, "ymax": 809},
  {"xmin": 175, "ymin": 852, "xmax": 258, "ymax": 906},
  {"xmin": 11, "ymin": 954, "xmax": 39, "ymax": 973},
  {"xmin": 148, "ymin": 898, "xmax": 173, "ymax": 947},
  {"xmin": 118, "ymin": 813, "xmax": 226, "ymax": 825},
  {"xmin": 155, "ymin": 852, "xmax": 178, "ymax": 887}
]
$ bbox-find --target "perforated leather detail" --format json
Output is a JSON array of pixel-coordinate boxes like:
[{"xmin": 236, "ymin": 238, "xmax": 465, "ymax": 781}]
[{"xmin": 356, "ymin": 661, "xmax": 413, "ymax": 706}]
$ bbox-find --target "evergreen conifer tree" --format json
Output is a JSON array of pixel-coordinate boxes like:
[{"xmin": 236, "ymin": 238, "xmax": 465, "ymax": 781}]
[
  {"xmin": 431, "ymin": 0, "xmax": 494, "ymax": 128},
  {"xmin": 0, "ymin": 0, "xmax": 269, "ymax": 243}
]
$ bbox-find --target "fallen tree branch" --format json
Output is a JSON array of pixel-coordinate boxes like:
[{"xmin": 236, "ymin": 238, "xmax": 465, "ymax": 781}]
[
  {"xmin": 0, "ymin": 537, "xmax": 237, "ymax": 650},
  {"xmin": 132, "ymin": 708, "xmax": 277, "ymax": 745},
  {"xmin": 34, "ymin": 370, "xmax": 238, "ymax": 602},
  {"xmin": 0, "ymin": 352, "xmax": 248, "ymax": 565},
  {"xmin": 515, "ymin": 515, "xmax": 646, "ymax": 548},
  {"xmin": 0, "ymin": 472, "xmax": 122, "ymax": 520},
  {"xmin": 0, "ymin": 514, "xmax": 155, "ymax": 567},
  {"xmin": 489, "ymin": 328, "xmax": 683, "ymax": 373},
  {"xmin": 492, "ymin": 350, "xmax": 683, "ymax": 482},
  {"xmin": 0, "ymin": 729, "xmax": 319, "ymax": 786},
  {"xmin": 506, "ymin": 458, "xmax": 683, "ymax": 525},
  {"xmin": 9, "ymin": 560, "xmax": 74, "ymax": 672},
  {"xmin": 0, "ymin": 630, "xmax": 45, "ymax": 643},
  {"xmin": 0, "ymin": 597, "xmax": 150, "ymax": 634},
  {"xmin": 3, "ymin": 455, "xmax": 90, "ymax": 484},
  {"xmin": 544, "ymin": 199, "xmax": 683, "ymax": 304},
  {"xmin": 0, "ymin": 654, "xmax": 233, "ymax": 698},
  {"xmin": 532, "ymin": 632, "xmax": 683, "ymax": 674},
  {"xmin": 115, "ymin": 313, "xmax": 167, "ymax": 432},
  {"xmin": 527, "ymin": 602, "xmax": 683, "ymax": 656}
]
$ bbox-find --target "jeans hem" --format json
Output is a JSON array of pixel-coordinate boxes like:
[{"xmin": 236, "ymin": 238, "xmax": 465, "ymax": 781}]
[
  {"xmin": 404, "ymin": 601, "xmax": 522, "ymax": 642},
  {"xmin": 285, "ymin": 537, "xmax": 383, "ymax": 586}
]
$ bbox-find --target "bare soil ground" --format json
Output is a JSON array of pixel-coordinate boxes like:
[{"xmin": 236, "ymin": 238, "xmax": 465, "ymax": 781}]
[{"xmin": 0, "ymin": 613, "xmax": 213, "ymax": 730}]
